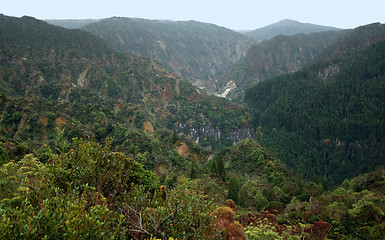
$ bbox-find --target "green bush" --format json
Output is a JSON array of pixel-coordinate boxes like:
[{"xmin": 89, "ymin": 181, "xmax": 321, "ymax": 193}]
[
  {"xmin": 0, "ymin": 187, "xmax": 124, "ymax": 240},
  {"xmin": 122, "ymin": 177, "xmax": 218, "ymax": 239},
  {"xmin": 49, "ymin": 137, "xmax": 158, "ymax": 198}
]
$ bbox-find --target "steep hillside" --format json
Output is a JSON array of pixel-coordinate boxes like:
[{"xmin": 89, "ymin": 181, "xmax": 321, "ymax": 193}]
[
  {"xmin": 317, "ymin": 22, "xmax": 385, "ymax": 60},
  {"xmin": 204, "ymin": 138, "xmax": 299, "ymax": 210},
  {"xmin": 0, "ymin": 14, "xmax": 251, "ymax": 153},
  {"xmin": 245, "ymin": 23, "xmax": 385, "ymax": 185},
  {"xmin": 80, "ymin": 17, "xmax": 255, "ymax": 90},
  {"xmin": 220, "ymin": 30, "xmax": 346, "ymax": 99},
  {"xmin": 245, "ymin": 19, "xmax": 342, "ymax": 42}
]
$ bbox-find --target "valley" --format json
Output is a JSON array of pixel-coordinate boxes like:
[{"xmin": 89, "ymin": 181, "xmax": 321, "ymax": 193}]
[
  {"xmin": 79, "ymin": 17, "xmax": 255, "ymax": 91},
  {"xmin": 1, "ymin": 13, "xmax": 385, "ymax": 239}
]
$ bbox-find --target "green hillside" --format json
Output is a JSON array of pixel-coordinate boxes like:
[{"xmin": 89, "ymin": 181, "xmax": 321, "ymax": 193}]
[
  {"xmin": 80, "ymin": 17, "xmax": 255, "ymax": 90},
  {"xmin": 0, "ymin": 15, "xmax": 251, "ymax": 152},
  {"xmin": 220, "ymin": 30, "xmax": 346, "ymax": 99},
  {"xmin": 245, "ymin": 26, "xmax": 385, "ymax": 185}
]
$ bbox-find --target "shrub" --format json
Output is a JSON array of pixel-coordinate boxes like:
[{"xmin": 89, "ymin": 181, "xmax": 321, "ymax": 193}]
[
  {"xmin": 48, "ymin": 137, "xmax": 158, "ymax": 199},
  {"xmin": 122, "ymin": 177, "xmax": 218, "ymax": 239}
]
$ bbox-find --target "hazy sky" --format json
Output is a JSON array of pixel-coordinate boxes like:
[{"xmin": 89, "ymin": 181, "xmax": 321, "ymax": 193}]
[{"xmin": 2, "ymin": 0, "xmax": 385, "ymax": 30}]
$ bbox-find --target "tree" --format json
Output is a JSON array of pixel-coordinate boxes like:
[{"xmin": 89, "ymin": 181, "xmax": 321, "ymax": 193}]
[
  {"xmin": 190, "ymin": 161, "xmax": 198, "ymax": 179},
  {"xmin": 55, "ymin": 127, "xmax": 69, "ymax": 154},
  {"xmin": 217, "ymin": 157, "xmax": 226, "ymax": 181},
  {"xmin": 306, "ymin": 182, "xmax": 320, "ymax": 202},
  {"xmin": 228, "ymin": 177, "xmax": 239, "ymax": 204},
  {"xmin": 305, "ymin": 220, "xmax": 330, "ymax": 240},
  {"xmin": 212, "ymin": 206, "xmax": 245, "ymax": 240},
  {"xmin": 322, "ymin": 177, "xmax": 329, "ymax": 192},
  {"xmin": 238, "ymin": 180, "xmax": 259, "ymax": 208},
  {"xmin": 209, "ymin": 159, "xmax": 218, "ymax": 177}
]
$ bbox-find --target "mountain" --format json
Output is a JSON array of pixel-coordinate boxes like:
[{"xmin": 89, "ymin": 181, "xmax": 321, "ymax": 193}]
[
  {"xmin": 245, "ymin": 19, "xmax": 342, "ymax": 42},
  {"xmin": 220, "ymin": 30, "xmax": 346, "ymax": 99},
  {"xmin": 45, "ymin": 19, "xmax": 100, "ymax": 29},
  {"xmin": 2, "ymin": 15, "xmax": 385, "ymax": 239},
  {"xmin": 317, "ymin": 22, "xmax": 385, "ymax": 60},
  {"xmin": 79, "ymin": 17, "xmax": 255, "ymax": 90},
  {"xmin": 244, "ymin": 23, "xmax": 385, "ymax": 186},
  {"xmin": 0, "ymin": 14, "xmax": 251, "ymax": 155}
]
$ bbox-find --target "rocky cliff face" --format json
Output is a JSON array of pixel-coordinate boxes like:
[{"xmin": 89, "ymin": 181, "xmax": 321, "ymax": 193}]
[{"xmin": 176, "ymin": 122, "xmax": 255, "ymax": 147}]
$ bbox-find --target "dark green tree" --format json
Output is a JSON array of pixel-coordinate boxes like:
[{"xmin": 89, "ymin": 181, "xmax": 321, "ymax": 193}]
[
  {"xmin": 227, "ymin": 177, "xmax": 239, "ymax": 204},
  {"xmin": 217, "ymin": 157, "xmax": 226, "ymax": 181},
  {"xmin": 209, "ymin": 159, "xmax": 218, "ymax": 177},
  {"xmin": 190, "ymin": 161, "xmax": 198, "ymax": 179}
]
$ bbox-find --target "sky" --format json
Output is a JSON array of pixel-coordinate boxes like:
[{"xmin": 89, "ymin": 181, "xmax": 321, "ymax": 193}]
[{"xmin": 2, "ymin": 0, "xmax": 385, "ymax": 30}]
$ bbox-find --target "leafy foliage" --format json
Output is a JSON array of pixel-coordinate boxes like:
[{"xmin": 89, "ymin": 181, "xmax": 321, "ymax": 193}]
[
  {"xmin": 49, "ymin": 137, "xmax": 159, "ymax": 198},
  {"xmin": 0, "ymin": 138, "xmax": 219, "ymax": 239},
  {"xmin": 122, "ymin": 177, "xmax": 218, "ymax": 239}
]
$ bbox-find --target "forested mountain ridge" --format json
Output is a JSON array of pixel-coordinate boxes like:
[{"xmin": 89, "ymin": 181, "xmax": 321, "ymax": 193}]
[
  {"xmin": 0, "ymin": 14, "xmax": 251, "ymax": 155},
  {"xmin": 223, "ymin": 22, "xmax": 385, "ymax": 100},
  {"xmin": 317, "ymin": 22, "xmax": 385, "ymax": 61},
  {"xmin": 245, "ymin": 23, "xmax": 385, "ymax": 186},
  {"xmin": 245, "ymin": 19, "xmax": 342, "ymax": 42},
  {"xmin": 80, "ymin": 17, "xmax": 255, "ymax": 90},
  {"xmin": 220, "ymin": 30, "xmax": 346, "ymax": 99}
]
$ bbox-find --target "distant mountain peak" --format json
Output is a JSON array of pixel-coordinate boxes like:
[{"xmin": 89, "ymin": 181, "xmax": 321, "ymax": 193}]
[
  {"xmin": 245, "ymin": 19, "xmax": 342, "ymax": 42},
  {"xmin": 272, "ymin": 19, "xmax": 301, "ymax": 25}
]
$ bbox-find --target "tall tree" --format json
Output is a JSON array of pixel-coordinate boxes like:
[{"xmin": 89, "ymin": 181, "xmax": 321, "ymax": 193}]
[{"xmin": 228, "ymin": 177, "xmax": 239, "ymax": 204}]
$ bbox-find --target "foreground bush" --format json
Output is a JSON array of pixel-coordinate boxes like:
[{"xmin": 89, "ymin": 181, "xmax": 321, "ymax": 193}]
[{"xmin": 0, "ymin": 138, "xmax": 220, "ymax": 239}]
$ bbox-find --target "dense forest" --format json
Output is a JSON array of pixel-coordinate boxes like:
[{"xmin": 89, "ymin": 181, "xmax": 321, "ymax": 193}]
[
  {"xmin": 1, "ymin": 14, "xmax": 385, "ymax": 239},
  {"xmin": 220, "ymin": 30, "xmax": 345, "ymax": 99},
  {"xmin": 245, "ymin": 37, "xmax": 385, "ymax": 186}
]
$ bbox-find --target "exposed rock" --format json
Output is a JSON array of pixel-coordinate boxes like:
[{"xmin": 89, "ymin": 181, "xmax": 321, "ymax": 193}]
[
  {"xmin": 143, "ymin": 121, "xmax": 154, "ymax": 134},
  {"xmin": 217, "ymin": 81, "xmax": 237, "ymax": 98},
  {"xmin": 175, "ymin": 141, "xmax": 190, "ymax": 158},
  {"xmin": 176, "ymin": 122, "xmax": 254, "ymax": 145}
]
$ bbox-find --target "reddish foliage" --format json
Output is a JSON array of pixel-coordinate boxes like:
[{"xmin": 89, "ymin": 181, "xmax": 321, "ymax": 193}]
[
  {"xmin": 225, "ymin": 199, "xmax": 238, "ymax": 213},
  {"xmin": 305, "ymin": 220, "xmax": 330, "ymax": 240},
  {"xmin": 212, "ymin": 207, "xmax": 235, "ymax": 232},
  {"xmin": 323, "ymin": 138, "xmax": 332, "ymax": 144},
  {"xmin": 227, "ymin": 222, "xmax": 246, "ymax": 240},
  {"xmin": 260, "ymin": 210, "xmax": 276, "ymax": 223},
  {"xmin": 245, "ymin": 210, "xmax": 307, "ymax": 238},
  {"xmin": 212, "ymin": 206, "xmax": 246, "ymax": 240}
]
